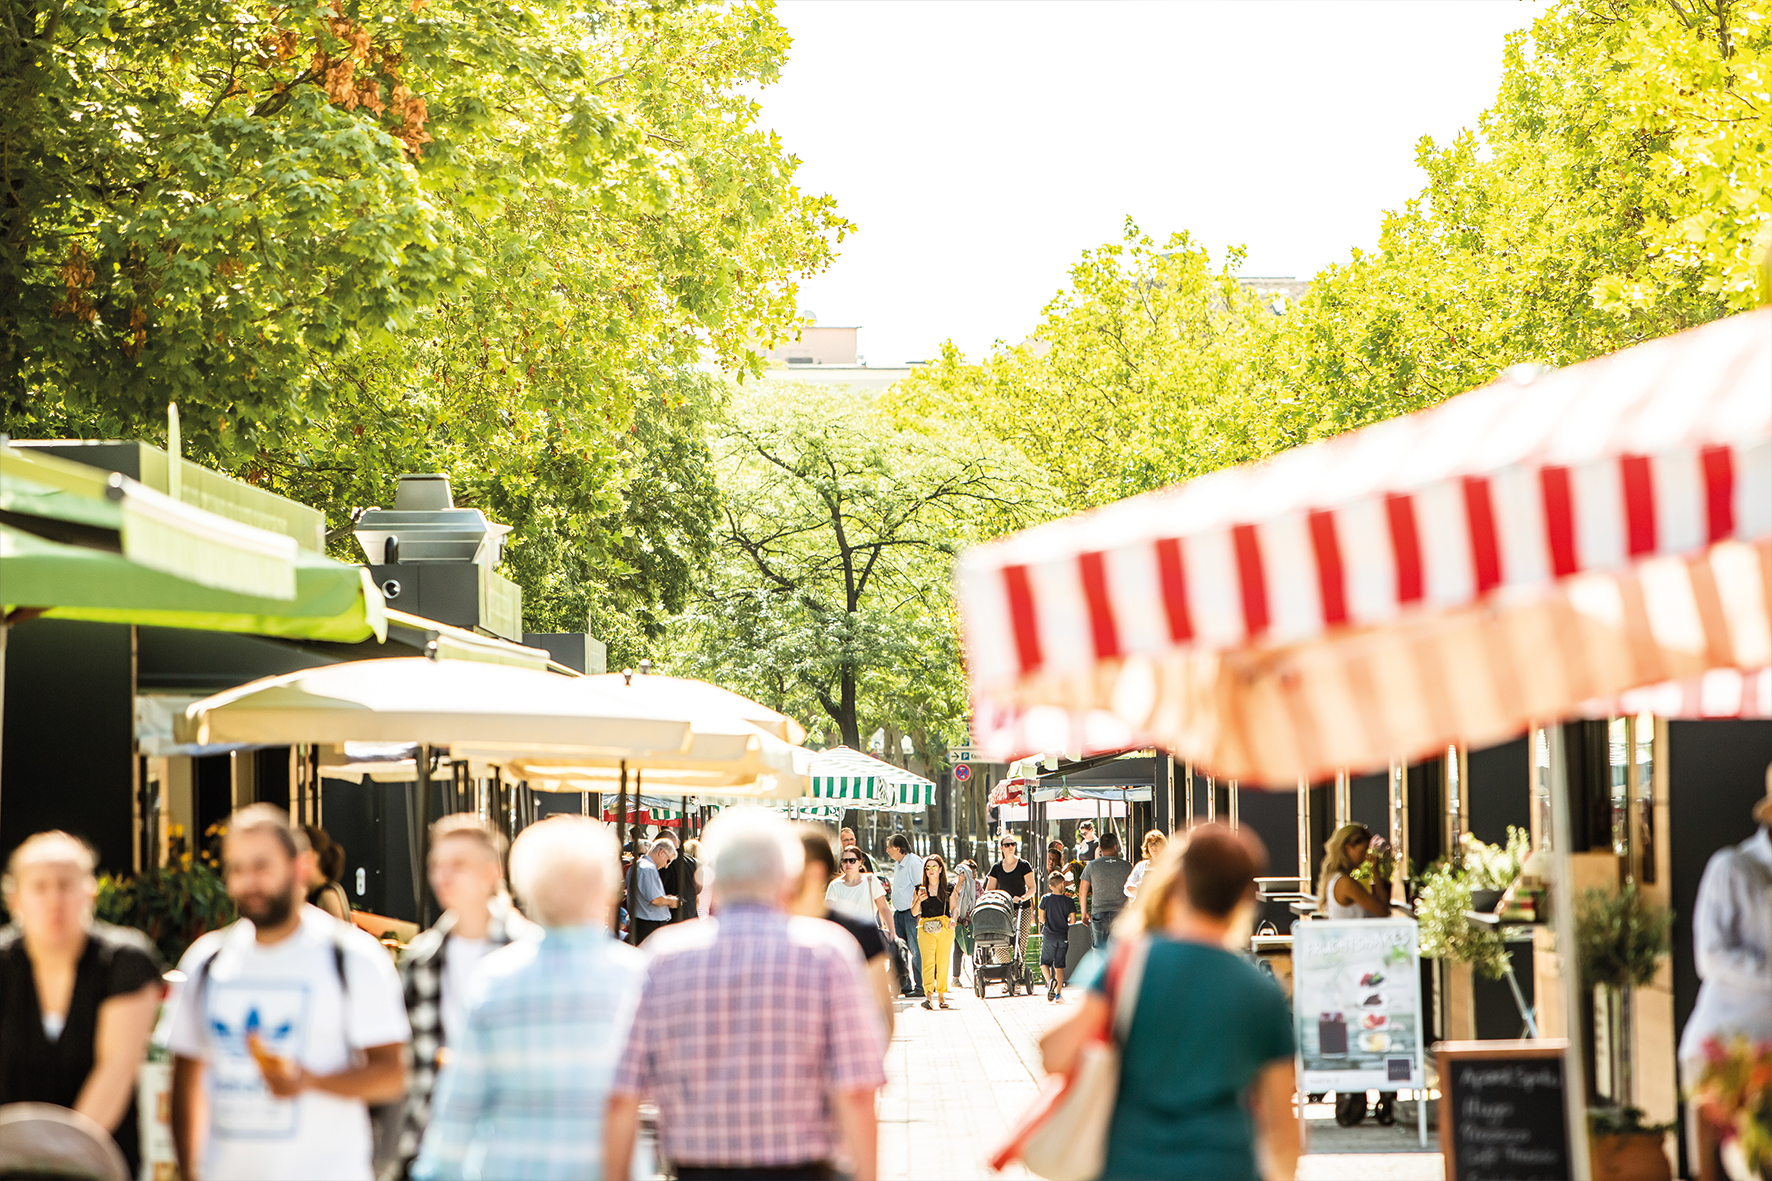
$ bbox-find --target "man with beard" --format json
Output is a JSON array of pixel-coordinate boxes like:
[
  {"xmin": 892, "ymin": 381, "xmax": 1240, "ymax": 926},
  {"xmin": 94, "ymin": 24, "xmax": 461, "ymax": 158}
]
[{"xmin": 170, "ymin": 805, "xmax": 409, "ymax": 1181}]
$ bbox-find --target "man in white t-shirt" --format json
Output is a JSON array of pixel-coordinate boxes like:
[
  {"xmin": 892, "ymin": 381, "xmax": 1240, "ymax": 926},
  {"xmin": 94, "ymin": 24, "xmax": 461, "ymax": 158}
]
[{"xmin": 170, "ymin": 805, "xmax": 410, "ymax": 1181}]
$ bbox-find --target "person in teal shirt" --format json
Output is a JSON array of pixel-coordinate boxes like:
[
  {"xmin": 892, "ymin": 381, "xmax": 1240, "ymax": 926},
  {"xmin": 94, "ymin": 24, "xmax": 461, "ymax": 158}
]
[{"xmin": 1042, "ymin": 824, "xmax": 1299, "ymax": 1181}]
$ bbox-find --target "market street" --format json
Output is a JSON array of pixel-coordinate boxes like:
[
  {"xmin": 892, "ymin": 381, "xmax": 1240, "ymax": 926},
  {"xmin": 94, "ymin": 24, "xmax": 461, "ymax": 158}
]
[{"xmin": 877, "ymin": 987, "xmax": 1442, "ymax": 1181}]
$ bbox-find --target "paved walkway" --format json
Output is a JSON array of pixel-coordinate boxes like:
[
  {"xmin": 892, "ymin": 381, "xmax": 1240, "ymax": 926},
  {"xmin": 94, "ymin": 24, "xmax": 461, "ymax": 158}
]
[{"xmin": 880, "ymin": 978, "xmax": 1444, "ymax": 1181}]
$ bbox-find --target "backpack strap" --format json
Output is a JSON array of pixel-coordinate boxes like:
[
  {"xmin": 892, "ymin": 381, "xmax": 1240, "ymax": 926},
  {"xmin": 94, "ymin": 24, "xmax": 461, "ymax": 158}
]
[
  {"xmin": 330, "ymin": 925, "xmax": 362, "ymax": 1054},
  {"xmin": 183, "ymin": 920, "xmax": 242, "ymax": 1041}
]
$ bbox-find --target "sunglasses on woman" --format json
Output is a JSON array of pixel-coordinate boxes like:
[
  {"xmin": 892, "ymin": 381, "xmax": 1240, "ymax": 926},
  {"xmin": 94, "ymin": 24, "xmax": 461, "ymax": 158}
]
[{"xmin": 841, "ymin": 857, "xmax": 860, "ymax": 864}]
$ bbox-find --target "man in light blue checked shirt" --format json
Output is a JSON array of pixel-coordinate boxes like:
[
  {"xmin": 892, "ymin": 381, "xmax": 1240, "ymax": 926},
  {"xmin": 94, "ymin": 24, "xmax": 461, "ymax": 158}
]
[{"xmin": 414, "ymin": 816, "xmax": 642, "ymax": 1181}]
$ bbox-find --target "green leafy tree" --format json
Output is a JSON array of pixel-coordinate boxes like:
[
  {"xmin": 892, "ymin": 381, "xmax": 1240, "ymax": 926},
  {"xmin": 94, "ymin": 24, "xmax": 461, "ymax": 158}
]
[
  {"xmin": 1271, "ymin": 0, "xmax": 1767, "ymax": 441},
  {"xmin": 668, "ymin": 380, "xmax": 1045, "ymax": 753},
  {"xmin": 3, "ymin": 0, "xmax": 660, "ymax": 456},
  {"xmin": 5, "ymin": 0, "xmax": 848, "ymax": 657},
  {"xmin": 886, "ymin": 0, "xmax": 1768, "ymax": 560},
  {"xmin": 890, "ymin": 222, "xmax": 1287, "ymax": 514}
]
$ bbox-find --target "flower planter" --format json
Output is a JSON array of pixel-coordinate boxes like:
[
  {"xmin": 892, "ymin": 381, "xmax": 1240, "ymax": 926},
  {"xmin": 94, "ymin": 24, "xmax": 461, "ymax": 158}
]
[
  {"xmin": 1590, "ymin": 1131, "xmax": 1671, "ymax": 1181},
  {"xmin": 1469, "ymin": 888, "xmax": 1504, "ymax": 913}
]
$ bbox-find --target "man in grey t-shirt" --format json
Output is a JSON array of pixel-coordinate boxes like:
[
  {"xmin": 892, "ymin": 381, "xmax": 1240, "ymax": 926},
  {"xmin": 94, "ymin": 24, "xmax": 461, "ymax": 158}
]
[{"xmin": 1078, "ymin": 829, "xmax": 1132, "ymax": 948}]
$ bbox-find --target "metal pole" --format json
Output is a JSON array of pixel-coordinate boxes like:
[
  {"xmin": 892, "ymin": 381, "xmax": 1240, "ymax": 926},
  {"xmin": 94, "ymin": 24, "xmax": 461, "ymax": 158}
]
[
  {"xmin": 627, "ymin": 768, "xmax": 642, "ymax": 947},
  {"xmin": 1163, "ymin": 754, "xmax": 1176, "ymax": 835},
  {"xmin": 1546, "ymin": 724, "xmax": 1593, "ymax": 1181},
  {"xmin": 1391, "ymin": 757, "xmax": 1406, "ymax": 909},
  {"xmin": 1298, "ymin": 776, "xmax": 1310, "ymax": 885},
  {"xmin": 415, "ymin": 745, "xmax": 434, "ymax": 927},
  {"xmin": 617, "ymin": 762, "xmax": 629, "ymax": 852}
]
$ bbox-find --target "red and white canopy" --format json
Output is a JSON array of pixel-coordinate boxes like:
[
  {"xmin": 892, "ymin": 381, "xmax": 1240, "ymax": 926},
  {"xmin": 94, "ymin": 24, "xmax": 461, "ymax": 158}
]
[{"xmin": 957, "ymin": 309, "xmax": 1772, "ymax": 784}]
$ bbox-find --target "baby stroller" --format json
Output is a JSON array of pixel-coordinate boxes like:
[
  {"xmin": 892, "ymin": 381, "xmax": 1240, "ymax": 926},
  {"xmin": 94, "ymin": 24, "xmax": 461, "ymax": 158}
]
[{"xmin": 970, "ymin": 889, "xmax": 1029, "ymax": 998}]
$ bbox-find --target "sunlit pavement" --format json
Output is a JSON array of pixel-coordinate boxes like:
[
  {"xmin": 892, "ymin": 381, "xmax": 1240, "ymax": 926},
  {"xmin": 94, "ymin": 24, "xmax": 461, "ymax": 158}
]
[{"xmin": 878, "ymin": 969, "xmax": 1447, "ymax": 1181}]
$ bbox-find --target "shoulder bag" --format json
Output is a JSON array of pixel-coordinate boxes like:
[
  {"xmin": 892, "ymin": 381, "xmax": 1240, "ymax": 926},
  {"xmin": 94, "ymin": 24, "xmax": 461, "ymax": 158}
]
[{"xmin": 988, "ymin": 937, "xmax": 1151, "ymax": 1181}]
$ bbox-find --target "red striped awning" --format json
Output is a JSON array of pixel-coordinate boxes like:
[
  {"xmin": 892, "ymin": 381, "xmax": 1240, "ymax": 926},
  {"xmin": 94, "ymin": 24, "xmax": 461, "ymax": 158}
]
[
  {"xmin": 957, "ymin": 309, "xmax": 1772, "ymax": 784},
  {"xmin": 988, "ymin": 777, "xmax": 1033, "ymax": 807}
]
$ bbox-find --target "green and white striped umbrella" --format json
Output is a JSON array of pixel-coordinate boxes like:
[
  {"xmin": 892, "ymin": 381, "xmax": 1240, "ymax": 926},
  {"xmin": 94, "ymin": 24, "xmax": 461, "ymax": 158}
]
[
  {"xmin": 889, "ymin": 774, "xmax": 936, "ymax": 812},
  {"xmin": 806, "ymin": 747, "xmax": 893, "ymax": 807},
  {"xmin": 806, "ymin": 746, "xmax": 939, "ymax": 813}
]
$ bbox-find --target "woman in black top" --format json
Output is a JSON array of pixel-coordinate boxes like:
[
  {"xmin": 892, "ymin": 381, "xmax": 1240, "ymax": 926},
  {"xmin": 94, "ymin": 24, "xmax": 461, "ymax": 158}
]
[
  {"xmin": 912, "ymin": 855, "xmax": 956, "ymax": 1010},
  {"xmin": 0, "ymin": 832, "xmax": 164, "ymax": 1174},
  {"xmin": 988, "ymin": 835, "xmax": 1036, "ymax": 953}
]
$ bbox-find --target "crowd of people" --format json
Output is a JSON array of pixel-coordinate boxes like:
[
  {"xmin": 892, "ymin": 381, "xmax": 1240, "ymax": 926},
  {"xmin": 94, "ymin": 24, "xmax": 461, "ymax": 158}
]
[
  {"xmin": 0, "ymin": 806, "xmax": 891, "ymax": 1181},
  {"xmin": 20, "ymin": 781, "xmax": 1763, "ymax": 1181},
  {"xmin": 0, "ymin": 791, "xmax": 1293, "ymax": 1181}
]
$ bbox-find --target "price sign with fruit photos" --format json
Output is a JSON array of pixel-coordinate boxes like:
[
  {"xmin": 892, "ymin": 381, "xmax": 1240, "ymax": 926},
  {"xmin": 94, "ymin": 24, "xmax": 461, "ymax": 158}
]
[{"xmin": 1292, "ymin": 918, "xmax": 1425, "ymax": 1092}]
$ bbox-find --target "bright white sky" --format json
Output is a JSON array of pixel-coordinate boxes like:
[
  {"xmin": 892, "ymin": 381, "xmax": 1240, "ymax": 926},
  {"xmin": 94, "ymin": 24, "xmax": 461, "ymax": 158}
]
[{"xmin": 757, "ymin": 0, "xmax": 1546, "ymax": 366}]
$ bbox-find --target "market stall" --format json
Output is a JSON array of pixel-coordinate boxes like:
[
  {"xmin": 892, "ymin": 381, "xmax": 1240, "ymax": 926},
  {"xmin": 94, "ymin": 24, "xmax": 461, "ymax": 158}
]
[{"xmin": 954, "ymin": 308, "xmax": 1772, "ymax": 1178}]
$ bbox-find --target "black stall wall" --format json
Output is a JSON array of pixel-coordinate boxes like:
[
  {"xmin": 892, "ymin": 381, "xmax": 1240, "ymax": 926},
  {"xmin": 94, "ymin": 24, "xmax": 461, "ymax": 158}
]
[
  {"xmin": 193, "ymin": 754, "xmax": 232, "ymax": 845},
  {"xmin": 1563, "ymin": 719, "xmax": 1615, "ymax": 852},
  {"xmin": 1467, "ymin": 737, "xmax": 1531, "ymax": 848},
  {"xmin": 1407, "ymin": 755, "xmax": 1448, "ymax": 874},
  {"xmin": 1668, "ymin": 720, "xmax": 1772, "ymax": 1067},
  {"xmin": 254, "ymin": 748, "xmax": 291, "ymax": 814},
  {"xmin": 1306, "ymin": 780, "xmax": 1333, "ymax": 889},
  {"xmin": 1349, "ymin": 772, "xmax": 1389, "ymax": 836},
  {"xmin": 1, "ymin": 621, "xmax": 134, "ymax": 870},
  {"xmin": 1239, "ymin": 785, "xmax": 1301, "ymax": 933},
  {"xmin": 320, "ymin": 776, "xmax": 386, "ymax": 916}
]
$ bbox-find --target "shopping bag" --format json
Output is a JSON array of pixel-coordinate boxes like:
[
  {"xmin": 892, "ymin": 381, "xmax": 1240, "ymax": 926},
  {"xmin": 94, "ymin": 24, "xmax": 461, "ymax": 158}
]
[{"xmin": 987, "ymin": 938, "xmax": 1149, "ymax": 1180}]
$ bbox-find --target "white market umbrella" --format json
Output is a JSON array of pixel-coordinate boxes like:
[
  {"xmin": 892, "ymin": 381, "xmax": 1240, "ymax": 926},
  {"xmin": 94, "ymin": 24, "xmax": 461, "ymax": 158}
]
[
  {"xmin": 489, "ymin": 721, "xmax": 805, "ymax": 800},
  {"xmin": 177, "ymin": 657, "xmax": 691, "ymax": 753},
  {"xmin": 575, "ymin": 672, "xmax": 808, "ymax": 744},
  {"xmin": 474, "ymin": 673, "xmax": 809, "ymax": 799}
]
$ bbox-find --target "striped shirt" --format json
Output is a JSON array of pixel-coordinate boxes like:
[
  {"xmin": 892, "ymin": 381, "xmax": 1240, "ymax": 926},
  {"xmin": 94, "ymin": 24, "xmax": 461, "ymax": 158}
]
[
  {"xmin": 412, "ymin": 926, "xmax": 642, "ymax": 1181},
  {"xmin": 613, "ymin": 905, "xmax": 887, "ymax": 1168}
]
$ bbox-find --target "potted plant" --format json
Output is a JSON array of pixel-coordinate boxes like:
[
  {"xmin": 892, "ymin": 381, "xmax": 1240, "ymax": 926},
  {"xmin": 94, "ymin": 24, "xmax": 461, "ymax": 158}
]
[
  {"xmin": 96, "ymin": 825, "xmax": 236, "ymax": 964},
  {"xmin": 1691, "ymin": 1036, "xmax": 1772, "ymax": 1181},
  {"xmin": 1578, "ymin": 882, "xmax": 1673, "ymax": 1108},
  {"xmin": 1589, "ymin": 1106, "xmax": 1675, "ymax": 1181},
  {"xmin": 1415, "ymin": 827, "xmax": 1531, "ymax": 982}
]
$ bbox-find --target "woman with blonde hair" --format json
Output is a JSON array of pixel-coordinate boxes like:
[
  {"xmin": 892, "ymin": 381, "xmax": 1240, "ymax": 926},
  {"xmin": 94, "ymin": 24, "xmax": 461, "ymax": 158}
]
[
  {"xmin": 1317, "ymin": 823, "xmax": 1390, "ymax": 918},
  {"xmin": 0, "ymin": 832, "xmax": 164, "ymax": 1176},
  {"xmin": 1123, "ymin": 829, "xmax": 1168, "ymax": 900}
]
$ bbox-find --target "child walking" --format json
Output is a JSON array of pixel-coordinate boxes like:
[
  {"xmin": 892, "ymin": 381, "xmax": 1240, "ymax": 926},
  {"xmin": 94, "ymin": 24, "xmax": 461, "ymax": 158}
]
[{"xmin": 1038, "ymin": 870, "xmax": 1076, "ymax": 1001}]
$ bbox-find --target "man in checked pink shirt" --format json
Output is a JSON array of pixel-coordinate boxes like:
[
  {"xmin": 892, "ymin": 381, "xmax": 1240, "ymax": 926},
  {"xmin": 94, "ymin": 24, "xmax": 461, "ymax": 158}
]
[{"xmin": 606, "ymin": 809, "xmax": 886, "ymax": 1181}]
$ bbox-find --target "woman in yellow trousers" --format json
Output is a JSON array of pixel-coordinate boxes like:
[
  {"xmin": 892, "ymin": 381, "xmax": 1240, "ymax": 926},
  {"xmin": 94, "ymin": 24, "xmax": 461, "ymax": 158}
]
[{"xmin": 914, "ymin": 854, "xmax": 957, "ymax": 1009}]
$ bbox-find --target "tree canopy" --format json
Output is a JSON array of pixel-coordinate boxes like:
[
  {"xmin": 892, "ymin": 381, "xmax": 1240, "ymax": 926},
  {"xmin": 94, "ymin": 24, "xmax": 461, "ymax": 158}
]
[
  {"xmin": 666, "ymin": 381, "xmax": 1044, "ymax": 756},
  {"xmin": 1270, "ymin": 0, "xmax": 1768, "ymax": 443},
  {"xmin": 893, "ymin": 0, "xmax": 1770, "ymax": 519},
  {"xmin": 5, "ymin": 0, "xmax": 848, "ymax": 660}
]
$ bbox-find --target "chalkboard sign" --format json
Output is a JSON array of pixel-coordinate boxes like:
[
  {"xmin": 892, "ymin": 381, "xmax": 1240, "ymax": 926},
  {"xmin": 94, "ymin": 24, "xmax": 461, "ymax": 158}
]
[{"xmin": 1436, "ymin": 1040, "xmax": 1572, "ymax": 1181}]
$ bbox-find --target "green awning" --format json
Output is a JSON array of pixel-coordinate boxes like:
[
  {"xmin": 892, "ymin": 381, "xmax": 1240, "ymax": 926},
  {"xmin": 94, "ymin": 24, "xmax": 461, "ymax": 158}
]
[
  {"xmin": 2, "ymin": 444, "xmax": 298, "ymax": 599},
  {"xmin": 2, "ymin": 525, "xmax": 385, "ymax": 643}
]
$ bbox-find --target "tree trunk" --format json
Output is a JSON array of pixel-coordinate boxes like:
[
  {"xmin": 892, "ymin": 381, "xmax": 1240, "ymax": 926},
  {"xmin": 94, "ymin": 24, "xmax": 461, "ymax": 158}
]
[{"xmin": 838, "ymin": 663, "xmax": 860, "ymax": 749}]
